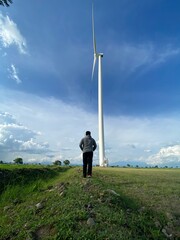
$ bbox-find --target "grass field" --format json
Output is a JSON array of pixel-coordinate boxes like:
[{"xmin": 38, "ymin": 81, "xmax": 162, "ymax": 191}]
[{"xmin": 0, "ymin": 165, "xmax": 179, "ymax": 239}]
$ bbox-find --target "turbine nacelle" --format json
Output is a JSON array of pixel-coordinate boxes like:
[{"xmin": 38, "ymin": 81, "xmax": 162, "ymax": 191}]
[
  {"xmin": 92, "ymin": 53, "xmax": 103, "ymax": 80},
  {"xmin": 95, "ymin": 53, "xmax": 103, "ymax": 58}
]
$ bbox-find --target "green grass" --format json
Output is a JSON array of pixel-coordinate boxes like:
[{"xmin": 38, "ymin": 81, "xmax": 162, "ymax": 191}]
[
  {"xmin": 0, "ymin": 164, "xmax": 68, "ymax": 194},
  {"xmin": 0, "ymin": 166, "xmax": 179, "ymax": 239}
]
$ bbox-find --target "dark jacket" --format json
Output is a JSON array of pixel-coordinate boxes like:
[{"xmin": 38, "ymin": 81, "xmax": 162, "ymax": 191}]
[{"xmin": 79, "ymin": 135, "xmax": 97, "ymax": 153}]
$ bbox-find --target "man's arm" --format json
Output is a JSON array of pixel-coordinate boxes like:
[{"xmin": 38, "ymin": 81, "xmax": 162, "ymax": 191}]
[
  {"xmin": 93, "ymin": 139, "xmax": 97, "ymax": 151},
  {"xmin": 79, "ymin": 139, "xmax": 84, "ymax": 151}
]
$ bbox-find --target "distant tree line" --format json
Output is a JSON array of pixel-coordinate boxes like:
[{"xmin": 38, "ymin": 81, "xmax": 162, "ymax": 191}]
[
  {"xmin": 13, "ymin": 158, "xmax": 23, "ymax": 164},
  {"xmin": 0, "ymin": 159, "xmax": 178, "ymax": 168},
  {"xmin": 110, "ymin": 164, "xmax": 179, "ymax": 169},
  {"xmin": 0, "ymin": 158, "xmax": 71, "ymax": 166},
  {"xmin": 53, "ymin": 159, "xmax": 70, "ymax": 166}
]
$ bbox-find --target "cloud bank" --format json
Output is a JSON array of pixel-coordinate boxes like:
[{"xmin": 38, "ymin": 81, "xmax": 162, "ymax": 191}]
[
  {"xmin": 0, "ymin": 112, "xmax": 50, "ymax": 161},
  {"xmin": 0, "ymin": 89, "xmax": 180, "ymax": 167},
  {"xmin": 147, "ymin": 145, "xmax": 180, "ymax": 166}
]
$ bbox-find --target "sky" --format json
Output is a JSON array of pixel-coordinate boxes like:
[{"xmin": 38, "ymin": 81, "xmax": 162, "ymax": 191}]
[{"xmin": 0, "ymin": 0, "xmax": 180, "ymax": 167}]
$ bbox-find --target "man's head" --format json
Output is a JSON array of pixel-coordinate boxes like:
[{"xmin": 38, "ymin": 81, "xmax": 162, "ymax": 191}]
[{"xmin": 86, "ymin": 131, "xmax": 91, "ymax": 136}]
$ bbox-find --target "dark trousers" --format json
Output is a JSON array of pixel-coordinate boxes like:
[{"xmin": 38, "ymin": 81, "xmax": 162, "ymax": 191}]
[{"xmin": 83, "ymin": 152, "xmax": 93, "ymax": 177}]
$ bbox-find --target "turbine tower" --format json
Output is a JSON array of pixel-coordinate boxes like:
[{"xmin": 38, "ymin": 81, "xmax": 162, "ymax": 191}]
[{"xmin": 91, "ymin": 5, "xmax": 106, "ymax": 167}]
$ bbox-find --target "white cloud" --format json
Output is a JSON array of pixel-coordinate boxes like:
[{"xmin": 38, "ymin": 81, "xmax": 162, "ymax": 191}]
[
  {"xmin": 8, "ymin": 64, "xmax": 22, "ymax": 84},
  {"xmin": 0, "ymin": 13, "xmax": 27, "ymax": 54},
  {"xmin": 0, "ymin": 112, "xmax": 17, "ymax": 124},
  {"xmin": 20, "ymin": 138, "xmax": 49, "ymax": 153},
  {"xmin": 0, "ymin": 112, "xmax": 50, "ymax": 159},
  {"xmin": 144, "ymin": 149, "xmax": 152, "ymax": 153},
  {"xmin": 106, "ymin": 43, "xmax": 180, "ymax": 73},
  {"xmin": 147, "ymin": 145, "xmax": 180, "ymax": 166}
]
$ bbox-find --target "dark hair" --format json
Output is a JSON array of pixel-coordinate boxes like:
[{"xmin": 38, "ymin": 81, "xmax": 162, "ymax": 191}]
[{"xmin": 86, "ymin": 131, "xmax": 91, "ymax": 136}]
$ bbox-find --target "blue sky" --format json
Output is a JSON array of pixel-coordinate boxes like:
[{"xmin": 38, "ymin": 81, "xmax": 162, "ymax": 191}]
[{"xmin": 0, "ymin": 0, "xmax": 180, "ymax": 167}]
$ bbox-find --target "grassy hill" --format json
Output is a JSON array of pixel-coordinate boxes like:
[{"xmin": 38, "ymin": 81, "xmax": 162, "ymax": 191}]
[{"xmin": 0, "ymin": 165, "xmax": 179, "ymax": 240}]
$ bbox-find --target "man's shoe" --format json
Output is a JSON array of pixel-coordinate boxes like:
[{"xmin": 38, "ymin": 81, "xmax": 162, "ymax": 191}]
[{"xmin": 87, "ymin": 175, "xmax": 92, "ymax": 178}]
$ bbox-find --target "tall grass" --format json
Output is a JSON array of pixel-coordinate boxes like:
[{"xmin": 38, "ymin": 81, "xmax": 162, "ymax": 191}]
[
  {"xmin": 0, "ymin": 165, "xmax": 69, "ymax": 205},
  {"xmin": 0, "ymin": 164, "xmax": 67, "ymax": 193}
]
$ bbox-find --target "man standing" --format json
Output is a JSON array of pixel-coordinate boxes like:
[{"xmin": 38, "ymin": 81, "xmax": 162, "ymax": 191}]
[{"xmin": 79, "ymin": 131, "xmax": 97, "ymax": 178}]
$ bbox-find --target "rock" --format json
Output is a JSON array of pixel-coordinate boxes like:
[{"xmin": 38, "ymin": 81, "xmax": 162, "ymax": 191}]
[
  {"xmin": 138, "ymin": 206, "xmax": 146, "ymax": 213},
  {"xmin": 35, "ymin": 202, "xmax": 44, "ymax": 210},
  {"xmin": 13, "ymin": 198, "xmax": 22, "ymax": 205},
  {"xmin": 154, "ymin": 220, "xmax": 161, "ymax": 228},
  {"xmin": 162, "ymin": 228, "xmax": 172, "ymax": 238},
  {"xmin": 166, "ymin": 212, "xmax": 174, "ymax": 221},
  {"xmin": 55, "ymin": 182, "xmax": 67, "ymax": 195},
  {"xmin": 86, "ymin": 203, "xmax": 93, "ymax": 210},
  {"xmin": 24, "ymin": 223, "xmax": 30, "ymax": 230},
  {"xmin": 46, "ymin": 185, "xmax": 55, "ymax": 192},
  {"xmin": 106, "ymin": 189, "xmax": 120, "ymax": 196},
  {"xmin": 87, "ymin": 217, "xmax": 95, "ymax": 226},
  {"xmin": 85, "ymin": 203, "xmax": 95, "ymax": 217},
  {"xmin": 3, "ymin": 206, "xmax": 11, "ymax": 212},
  {"xmin": 59, "ymin": 191, "xmax": 64, "ymax": 196}
]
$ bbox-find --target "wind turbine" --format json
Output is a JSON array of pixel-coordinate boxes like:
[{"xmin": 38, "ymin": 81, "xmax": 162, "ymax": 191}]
[{"xmin": 91, "ymin": 5, "xmax": 106, "ymax": 167}]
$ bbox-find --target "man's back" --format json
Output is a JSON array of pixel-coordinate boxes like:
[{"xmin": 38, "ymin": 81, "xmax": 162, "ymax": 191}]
[{"xmin": 79, "ymin": 135, "xmax": 97, "ymax": 153}]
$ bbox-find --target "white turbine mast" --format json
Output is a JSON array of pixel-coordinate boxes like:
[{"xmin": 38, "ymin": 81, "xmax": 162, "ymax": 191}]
[{"xmin": 91, "ymin": 4, "xmax": 106, "ymax": 167}]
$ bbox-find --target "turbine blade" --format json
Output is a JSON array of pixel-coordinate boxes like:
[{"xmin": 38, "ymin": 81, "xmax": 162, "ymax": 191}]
[
  {"xmin": 92, "ymin": 4, "xmax": 97, "ymax": 54},
  {"xmin": 91, "ymin": 55, "xmax": 97, "ymax": 80}
]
